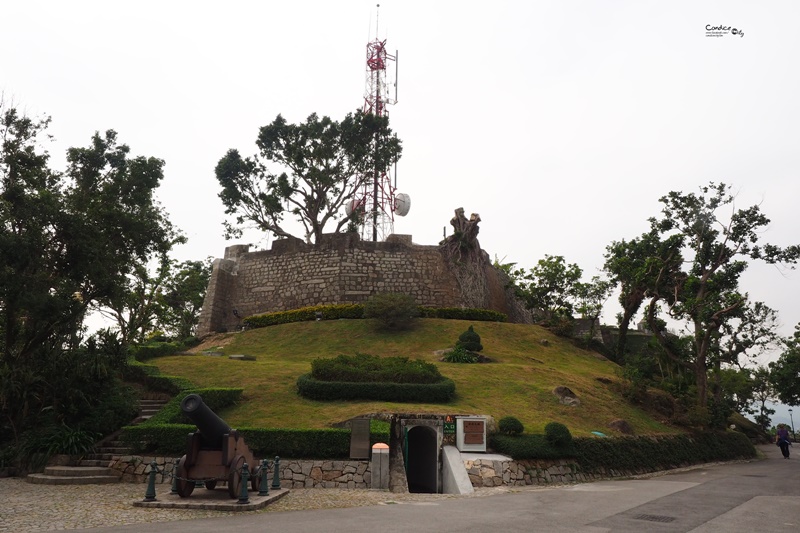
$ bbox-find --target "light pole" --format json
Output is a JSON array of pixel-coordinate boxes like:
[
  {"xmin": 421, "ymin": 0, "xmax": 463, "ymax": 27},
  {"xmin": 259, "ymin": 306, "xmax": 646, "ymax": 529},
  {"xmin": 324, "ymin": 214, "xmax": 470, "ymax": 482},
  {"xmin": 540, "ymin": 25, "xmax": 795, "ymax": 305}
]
[{"xmin": 790, "ymin": 409, "xmax": 796, "ymax": 442}]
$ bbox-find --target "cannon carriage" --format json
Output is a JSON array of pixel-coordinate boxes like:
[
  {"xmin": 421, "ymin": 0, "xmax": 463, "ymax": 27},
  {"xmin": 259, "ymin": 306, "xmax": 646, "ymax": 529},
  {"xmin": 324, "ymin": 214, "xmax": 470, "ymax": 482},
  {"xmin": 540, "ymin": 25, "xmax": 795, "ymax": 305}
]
[{"xmin": 175, "ymin": 394, "xmax": 259, "ymax": 498}]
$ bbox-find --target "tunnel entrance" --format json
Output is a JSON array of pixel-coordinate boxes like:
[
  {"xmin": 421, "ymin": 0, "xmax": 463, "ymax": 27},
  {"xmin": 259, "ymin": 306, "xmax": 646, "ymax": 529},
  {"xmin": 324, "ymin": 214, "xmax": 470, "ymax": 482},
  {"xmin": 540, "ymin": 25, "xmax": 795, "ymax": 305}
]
[{"xmin": 405, "ymin": 425, "xmax": 439, "ymax": 493}]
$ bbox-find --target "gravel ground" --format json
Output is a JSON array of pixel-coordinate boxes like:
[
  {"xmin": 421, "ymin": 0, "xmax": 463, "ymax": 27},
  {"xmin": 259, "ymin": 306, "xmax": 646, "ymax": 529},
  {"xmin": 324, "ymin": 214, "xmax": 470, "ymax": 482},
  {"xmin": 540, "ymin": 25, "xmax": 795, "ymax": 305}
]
[{"xmin": 0, "ymin": 478, "xmax": 525, "ymax": 532}]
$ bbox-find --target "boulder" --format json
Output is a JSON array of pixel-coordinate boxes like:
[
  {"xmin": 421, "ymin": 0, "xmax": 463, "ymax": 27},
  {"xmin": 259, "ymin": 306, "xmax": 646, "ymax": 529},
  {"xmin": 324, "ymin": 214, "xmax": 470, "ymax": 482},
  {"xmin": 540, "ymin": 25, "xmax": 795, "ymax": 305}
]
[
  {"xmin": 608, "ymin": 418, "xmax": 634, "ymax": 435},
  {"xmin": 552, "ymin": 386, "xmax": 580, "ymax": 406}
]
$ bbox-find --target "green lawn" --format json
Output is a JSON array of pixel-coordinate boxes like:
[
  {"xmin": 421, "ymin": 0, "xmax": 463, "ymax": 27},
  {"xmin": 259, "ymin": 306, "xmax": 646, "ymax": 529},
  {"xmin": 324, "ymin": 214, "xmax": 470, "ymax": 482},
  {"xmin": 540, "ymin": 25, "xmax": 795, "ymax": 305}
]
[{"xmin": 150, "ymin": 319, "xmax": 677, "ymax": 436}]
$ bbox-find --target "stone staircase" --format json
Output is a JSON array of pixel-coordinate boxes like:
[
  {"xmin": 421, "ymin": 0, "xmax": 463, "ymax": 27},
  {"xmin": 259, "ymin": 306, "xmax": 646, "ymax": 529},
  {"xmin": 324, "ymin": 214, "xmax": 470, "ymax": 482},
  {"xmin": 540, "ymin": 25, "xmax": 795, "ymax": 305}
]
[{"xmin": 26, "ymin": 397, "xmax": 169, "ymax": 485}]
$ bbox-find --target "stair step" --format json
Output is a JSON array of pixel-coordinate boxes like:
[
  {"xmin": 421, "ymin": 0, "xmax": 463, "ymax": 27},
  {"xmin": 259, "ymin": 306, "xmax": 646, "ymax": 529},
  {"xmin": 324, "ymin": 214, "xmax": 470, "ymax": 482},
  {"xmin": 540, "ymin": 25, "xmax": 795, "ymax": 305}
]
[
  {"xmin": 85, "ymin": 453, "xmax": 115, "ymax": 461},
  {"xmin": 26, "ymin": 473, "xmax": 119, "ymax": 485},
  {"xmin": 95, "ymin": 447, "xmax": 130, "ymax": 454},
  {"xmin": 79, "ymin": 459, "xmax": 111, "ymax": 467},
  {"xmin": 44, "ymin": 466, "xmax": 115, "ymax": 477}
]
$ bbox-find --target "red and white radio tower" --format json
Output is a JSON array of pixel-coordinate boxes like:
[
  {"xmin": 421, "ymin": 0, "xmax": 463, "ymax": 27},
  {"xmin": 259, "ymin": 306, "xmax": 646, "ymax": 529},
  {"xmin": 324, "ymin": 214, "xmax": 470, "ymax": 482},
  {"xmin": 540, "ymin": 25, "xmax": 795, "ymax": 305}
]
[{"xmin": 347, "ymin": 5, "xmax": 410, "ymax": 242}]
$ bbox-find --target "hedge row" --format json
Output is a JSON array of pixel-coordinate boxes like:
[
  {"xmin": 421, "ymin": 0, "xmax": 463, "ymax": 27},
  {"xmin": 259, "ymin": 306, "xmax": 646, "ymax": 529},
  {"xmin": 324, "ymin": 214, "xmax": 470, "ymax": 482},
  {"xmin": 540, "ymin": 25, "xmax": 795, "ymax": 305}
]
[
  {"xmin": 130, "ymin": 341, "xmax": 188, "ymax": 362},
  {"xmin": 311, "ymin": 354, "xmax": 443, "ymax": 384},
  {"xmin": 121, "ymin": 425, "xmax": 391, "ymax": 458},
  {"xmin": 243, "ymin": 304, "xmax": 365, "ymax": 329},
  {"xmin": 418, "ymin": 307, "xmax": 507, "ymax": 322},
  {"xmin": 489, "ymin": 434, "xmax": 573, "ymax": 459},
  {"xmin": 491, "ymin": 431, "xmax": 755, "ymax": 472},
  {"xmin": 144, "ymin": 388, "xmax": 244, "ymax": 425},
  {"xmin": 242, "ymin": 304, "xmax": 508, "ymax": 330},
  {"xmin": 296, "ymin": 374, "xmax": 455, "ymax": 403},
  {"xmin": 122, "ymin": 360, "xmax": 195, "ymax": 395},
  {"xmin": 572, "ymin": 432, "xmax": 756, "ymax": 473}
]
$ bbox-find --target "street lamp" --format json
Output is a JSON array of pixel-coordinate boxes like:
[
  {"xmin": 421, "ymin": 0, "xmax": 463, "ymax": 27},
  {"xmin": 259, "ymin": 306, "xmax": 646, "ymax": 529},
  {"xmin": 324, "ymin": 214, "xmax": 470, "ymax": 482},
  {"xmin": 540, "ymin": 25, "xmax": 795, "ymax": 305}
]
[{"xmin": 790, "ymin": 409, "xmax": 796, "ymax": 443}]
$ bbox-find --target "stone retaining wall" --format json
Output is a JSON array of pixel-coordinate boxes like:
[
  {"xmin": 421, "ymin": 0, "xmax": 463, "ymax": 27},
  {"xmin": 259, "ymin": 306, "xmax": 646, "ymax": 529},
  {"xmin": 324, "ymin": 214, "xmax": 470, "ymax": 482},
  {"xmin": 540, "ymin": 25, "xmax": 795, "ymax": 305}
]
[
  {"xmin": 197, "ymin": 233, "xmax": 530, "ymax": 336},
  {"xmin": 108, "ymin": 456, "xmax": 371, "ymax": 489},
  {"xmin": 465, "ymin": 458, "xmax": 603, "ymax": 487}
]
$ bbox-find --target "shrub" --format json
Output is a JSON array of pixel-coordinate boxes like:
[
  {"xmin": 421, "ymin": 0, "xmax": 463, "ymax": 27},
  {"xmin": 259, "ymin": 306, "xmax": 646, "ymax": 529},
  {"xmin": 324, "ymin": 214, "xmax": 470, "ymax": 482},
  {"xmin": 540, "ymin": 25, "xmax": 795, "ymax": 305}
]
[
  {"xmin": 131, "ymin": 341, "xmax": 183, "ymax": 361},
  {"xmin": 296, "ymin": 374, "xmax": 456, "ymax": 403},
  {"xmin": 498, "ymin": 416, "xmax": 524, "ymax": 436},
  {"xmin": 144, "ymin": 388, "xmax": 244, "ymax": 425},
  {"xmin": 548, "ymin": 315, "xmax": 575, "ymax": 338},
  {"xmin": 455, "ymin": 325, "xmax": 483, "ymax": 352},
  {"xmin": 544, "ymin": 421, "xmax": 573, "ymax": 448},
  {"xmin": 243, "ymin": 304, "xmax": 365, "ymax": 329},
  {"xmin": 78, "ymin": 382, "xmax": 139, "ymax": 437},
  {"xmin": 310, "ymin": 353, "xmax": 443, "ymax": 384},
  {"xmin": 418, "ymin": 307, "xmax": 507, "ymax": 322},
  {"xmin": 443, "ymin": 346, "xmax": 478, "ymax": 363},
  {"xmin": 43, "ymin": 425, "xmax": 99, "ymax": 456},
  {"xmin": 489, "ymin": 434, "xmax": 569, "ymax": 459},
  {"xmin": 573, "ymin": 432, "xmax": 756, "ymax": 473},
  {"xmin": 363, "ymin": 293, "xmax": 419, "ymax": 330},
  {"xmin": 122, "ymin": 425, "xmax": 391, "ymax": 458}
]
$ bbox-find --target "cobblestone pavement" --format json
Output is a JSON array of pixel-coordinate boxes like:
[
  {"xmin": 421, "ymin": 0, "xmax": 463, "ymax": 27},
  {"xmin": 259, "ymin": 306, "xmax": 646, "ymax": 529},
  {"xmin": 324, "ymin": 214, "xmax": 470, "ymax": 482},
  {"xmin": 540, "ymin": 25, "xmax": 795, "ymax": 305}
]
[{"xmin": 0, "ymin": 478, "xmax": 527, "ymax": 532}]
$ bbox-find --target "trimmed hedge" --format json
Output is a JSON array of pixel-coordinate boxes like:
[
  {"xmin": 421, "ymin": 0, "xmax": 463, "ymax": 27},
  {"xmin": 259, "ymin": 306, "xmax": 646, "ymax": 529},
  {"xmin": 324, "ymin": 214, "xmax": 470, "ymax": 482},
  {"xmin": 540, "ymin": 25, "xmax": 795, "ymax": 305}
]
[
  {"xmin": 297, "ymin": 373, "xmax": 456, "ymax": 403},
  {"xmin": 418, "ymin": 307, "xmax": 507, "ymax": 322},
  {"xmin": 243, "ymin": 304, "xmax": 365, "ymax": 329},
  {"xmin": 492, "ymin": 431, "xmax": 756, "ymax": 472},
  {"xmin": 243, "ymin": 304, "xmax": 508, "ymax": 330},
  {"xmin": 311, "ymin": 353, "xmax": 443, "ymax": 384},
  {"xmin": 144, "ymin": 388, "xmax": 244, "ymax": 425},
  {"xmin": 490, "ymin": 434, "xmax": 574, "ymax": 459},
  {"xmin": 121, "ymin": 360, "xmax": 161, "ymax": 382},
  {"xmin": 122, "ymin": 360, "xmax": 195, "ymax": 395},
  {"xmin": 122, "ymin": 425, "xmax": 391, "ymax": 458},
  {"xmin": 573, "ymin": 432, "xmax": 756, "ymax": 473}
]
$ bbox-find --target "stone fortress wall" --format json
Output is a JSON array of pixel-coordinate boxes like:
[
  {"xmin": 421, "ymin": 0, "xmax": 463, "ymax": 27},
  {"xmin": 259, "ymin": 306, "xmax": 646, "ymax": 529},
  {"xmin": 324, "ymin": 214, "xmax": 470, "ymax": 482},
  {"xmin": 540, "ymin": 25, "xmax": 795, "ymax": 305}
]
[{"xmin": 197, "ymin": 232, "xmax": 530, "ymax": 337}]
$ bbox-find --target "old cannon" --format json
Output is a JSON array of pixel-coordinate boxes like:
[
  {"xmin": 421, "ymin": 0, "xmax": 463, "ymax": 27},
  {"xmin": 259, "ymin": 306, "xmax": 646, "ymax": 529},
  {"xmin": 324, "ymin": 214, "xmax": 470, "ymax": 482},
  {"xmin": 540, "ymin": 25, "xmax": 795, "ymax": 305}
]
[{"xmin": 175, "ymin": 393, "xmax": 259, "ymax": 498}]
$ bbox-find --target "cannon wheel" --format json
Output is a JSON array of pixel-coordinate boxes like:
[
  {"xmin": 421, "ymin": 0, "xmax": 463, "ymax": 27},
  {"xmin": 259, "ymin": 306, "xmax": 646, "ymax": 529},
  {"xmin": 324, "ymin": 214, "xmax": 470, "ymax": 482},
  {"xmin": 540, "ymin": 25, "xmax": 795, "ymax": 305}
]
[
  {"xmin": 204, "ymin": 480, "xmax": 217, "ymax": 490},
  {"xmin": 228, "ymin": 455, "xmax": 245, "ymax": 499},
  {"xmin": 176, "ymin": 454, "xmax": 194, "ymax": 498},
  {"xmin": 251, "ymin": 465, "xmax": 259, "ymax": 492}
]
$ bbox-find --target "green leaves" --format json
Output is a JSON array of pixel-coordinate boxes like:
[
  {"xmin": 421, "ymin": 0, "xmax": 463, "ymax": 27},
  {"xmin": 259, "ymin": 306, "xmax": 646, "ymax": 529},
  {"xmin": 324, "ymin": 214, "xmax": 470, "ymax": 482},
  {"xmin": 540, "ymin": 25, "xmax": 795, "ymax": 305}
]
[
  {"xmin": 1, "ymin": 103, "xmax": 180, "ymax": 442},
  {"xmin": 216, "ymin": 109, "xmax": 402, "ymax": 244}
]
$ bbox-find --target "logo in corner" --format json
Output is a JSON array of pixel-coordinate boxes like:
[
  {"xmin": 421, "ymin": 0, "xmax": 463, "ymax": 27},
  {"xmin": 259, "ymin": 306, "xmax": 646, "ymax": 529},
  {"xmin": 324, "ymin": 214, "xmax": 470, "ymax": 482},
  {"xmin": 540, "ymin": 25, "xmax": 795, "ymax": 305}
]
[{"xmin": 706, "ymin": 24, "xmax": 744, "ymax": 38}]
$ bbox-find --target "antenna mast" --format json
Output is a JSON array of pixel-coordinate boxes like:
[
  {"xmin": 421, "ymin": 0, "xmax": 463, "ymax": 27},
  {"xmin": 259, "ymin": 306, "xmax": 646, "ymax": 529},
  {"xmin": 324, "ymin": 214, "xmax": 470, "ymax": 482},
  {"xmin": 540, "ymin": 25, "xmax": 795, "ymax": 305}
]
[{"xmin": 347, "ymin": 4, "xmax": 409, "ymax": 242}]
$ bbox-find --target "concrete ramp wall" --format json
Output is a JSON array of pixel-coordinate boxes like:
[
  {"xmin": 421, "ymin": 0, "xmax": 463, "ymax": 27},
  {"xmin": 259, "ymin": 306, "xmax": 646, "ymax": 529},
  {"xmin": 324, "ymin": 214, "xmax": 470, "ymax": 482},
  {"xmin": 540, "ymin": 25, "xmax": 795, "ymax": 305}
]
[{"xmin": 441, "ymin": 446, "xmax": 474, "ymax": 495}]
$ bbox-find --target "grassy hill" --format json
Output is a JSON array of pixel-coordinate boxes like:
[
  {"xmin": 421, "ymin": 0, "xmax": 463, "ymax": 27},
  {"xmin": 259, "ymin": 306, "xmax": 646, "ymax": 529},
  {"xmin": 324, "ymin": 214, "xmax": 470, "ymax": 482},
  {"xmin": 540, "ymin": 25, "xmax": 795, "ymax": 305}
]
[{"xmin": 149, "ymin": 319, "xmax": 678, "ymax": 436}]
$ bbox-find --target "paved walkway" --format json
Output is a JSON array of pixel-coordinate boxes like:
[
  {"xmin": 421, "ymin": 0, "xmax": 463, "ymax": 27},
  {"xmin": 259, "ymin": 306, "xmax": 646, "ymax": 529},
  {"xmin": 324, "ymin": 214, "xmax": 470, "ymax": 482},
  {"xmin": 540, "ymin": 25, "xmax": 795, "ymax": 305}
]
[
  {"xmin": 0, "ymin": 446, "xmax": 776, "ymax": 532},
  {"xmin": 0, "ymin": 476, "xmax": 516, "ymax": 532}
]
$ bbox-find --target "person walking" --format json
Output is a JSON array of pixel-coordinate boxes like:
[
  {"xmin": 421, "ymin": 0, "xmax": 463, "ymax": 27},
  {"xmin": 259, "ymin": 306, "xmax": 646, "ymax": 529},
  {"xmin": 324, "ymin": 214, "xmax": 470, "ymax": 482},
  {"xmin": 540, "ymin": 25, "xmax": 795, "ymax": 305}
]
[{"xmin": 776, "ymin": 424, "xmax": 792, "ymax": 459}]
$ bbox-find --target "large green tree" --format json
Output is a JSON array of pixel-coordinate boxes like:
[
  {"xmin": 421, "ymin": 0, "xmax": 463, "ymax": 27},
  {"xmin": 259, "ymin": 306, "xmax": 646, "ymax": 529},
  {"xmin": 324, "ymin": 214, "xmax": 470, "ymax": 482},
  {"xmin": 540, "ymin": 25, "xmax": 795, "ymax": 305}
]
[
  {"xmin": 603, "ymin": 230, "xmax": 683, "ymax": 359},
  {"xmin": 159, "ymin": 258, "xmax": 212, "ymax": 340},
  {"xmin": 215, "ymin": 111, "xmax": 401, "ymax": 244},
  {"xmin": 770, "ymin": 324, "xmax": 800, "ymax": 406},
  {"xmin": 511, "ymin": 255, "xmax": 583, "ymax": 320},
  {"xmin": 623, "ymin": 183, "xmax": 799, "ymax": 412},
  {"xmin": 0, "ymin": 104, "xmax": 179, "ymax": 441}
]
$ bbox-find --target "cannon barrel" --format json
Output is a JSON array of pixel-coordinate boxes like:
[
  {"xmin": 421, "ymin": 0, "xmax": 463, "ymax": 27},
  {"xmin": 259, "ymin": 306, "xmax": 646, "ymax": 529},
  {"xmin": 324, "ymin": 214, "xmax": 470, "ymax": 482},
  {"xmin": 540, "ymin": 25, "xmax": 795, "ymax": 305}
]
[{"xmin": 180, "ymin": 394, "xmax": 232, "ymax": 448}]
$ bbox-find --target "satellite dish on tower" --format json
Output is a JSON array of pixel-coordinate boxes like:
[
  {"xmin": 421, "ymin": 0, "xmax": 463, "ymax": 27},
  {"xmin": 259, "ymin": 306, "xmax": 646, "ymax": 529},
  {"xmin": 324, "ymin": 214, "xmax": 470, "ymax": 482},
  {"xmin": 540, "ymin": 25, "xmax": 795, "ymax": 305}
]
[
  {"xmin": 394, "ymin": 193, "xmax": 411, "ymax": 217},
  {"xmin": 345, "ymin": 197, "xmax": 366, "ymax": 217}
]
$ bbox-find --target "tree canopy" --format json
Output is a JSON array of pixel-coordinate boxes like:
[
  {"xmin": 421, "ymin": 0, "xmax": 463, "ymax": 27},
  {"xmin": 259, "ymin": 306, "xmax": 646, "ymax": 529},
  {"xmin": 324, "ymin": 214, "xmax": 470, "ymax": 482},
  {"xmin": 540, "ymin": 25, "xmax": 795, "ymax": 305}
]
[
  {"xmin": 215, "ymin": 110, "xmax": 401, "ymax": 244},
  {"xmin": 771, "ymin": 324, "xmax": 800, "ymax": 406},
  {"xmin": 609, "ymin": 183, "xmax": 799, "ymax": 415},
  {"xmin": 0, "ymin": 104, "xmax": 179, "ymax": 442}
]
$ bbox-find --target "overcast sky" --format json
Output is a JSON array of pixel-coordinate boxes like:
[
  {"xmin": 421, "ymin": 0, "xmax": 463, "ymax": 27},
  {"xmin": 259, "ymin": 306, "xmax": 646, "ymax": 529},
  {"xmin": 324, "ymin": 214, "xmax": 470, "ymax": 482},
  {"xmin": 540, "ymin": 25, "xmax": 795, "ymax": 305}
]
[{"xmin": 3, "ymin": 1, "xmax": 798, "ymax": 419}]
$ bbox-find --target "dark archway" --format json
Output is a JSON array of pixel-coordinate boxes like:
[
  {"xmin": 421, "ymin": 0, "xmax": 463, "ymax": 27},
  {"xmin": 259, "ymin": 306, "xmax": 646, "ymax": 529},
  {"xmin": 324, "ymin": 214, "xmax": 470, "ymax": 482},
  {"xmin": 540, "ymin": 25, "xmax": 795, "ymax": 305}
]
[{"xmin": 406, "ymin": 425, "xmax": 438, "ymax": 493}]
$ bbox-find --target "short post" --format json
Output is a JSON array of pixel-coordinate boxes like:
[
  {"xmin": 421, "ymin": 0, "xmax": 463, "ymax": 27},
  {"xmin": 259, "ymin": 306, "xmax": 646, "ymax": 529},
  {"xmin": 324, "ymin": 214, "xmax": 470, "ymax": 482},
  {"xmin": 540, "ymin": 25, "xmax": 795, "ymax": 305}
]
[
  {"xmin": 143, "ymin": 460, "xmax": 158, "ymax": 502},
  {"xmin": 271, "ymin": 456, "xmax": 281, "ymax": 490},
  {"xmin": 238, "ymin": 462, "xmax": 250, "ymax": 504},
  {"xmin": 258, "ymin": 458, "xmax": 270, "ymax": 496},
  {"xmin": 170, "ymin": 458, "xmax": 180, "ymax": 495},
  {"xmin": 371, "ymin": 443, "xmax": 390, "ymax": 490}
]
